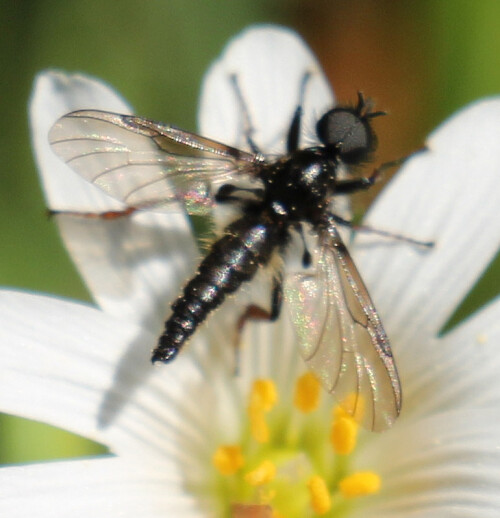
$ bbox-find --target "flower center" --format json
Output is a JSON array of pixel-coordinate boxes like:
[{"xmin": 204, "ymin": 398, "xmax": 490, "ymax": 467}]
[{"xmin": 211, "ymin": 373, "xmax": 381, "ymax": 517}]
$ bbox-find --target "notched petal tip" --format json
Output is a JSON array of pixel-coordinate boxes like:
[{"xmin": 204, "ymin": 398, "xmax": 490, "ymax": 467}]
[
  {"xmin": 30, "ymin": 70, "xmax": 133, "ymax": 211},
  {"xmin": 31, "ymin": 70, "xmax": 133, "ymax": 119}
]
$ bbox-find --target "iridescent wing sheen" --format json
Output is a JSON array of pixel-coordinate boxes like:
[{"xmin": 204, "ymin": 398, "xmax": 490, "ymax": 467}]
[
  {"xmin": 49, "ymin": 110, "xmax": 262, "ymax": 215},
  {"xmin": 286, "ymin": 219, "xmax": 401, "ymax": 431}
]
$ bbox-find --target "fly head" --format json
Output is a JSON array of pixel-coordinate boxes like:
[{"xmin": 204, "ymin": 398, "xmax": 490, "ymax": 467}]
[{"xmin": 316, "ymin": 92, "xmax": 384, "ymax": 165}]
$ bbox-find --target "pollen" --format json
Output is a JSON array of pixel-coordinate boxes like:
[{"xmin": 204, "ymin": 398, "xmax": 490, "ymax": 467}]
[
  {"xmin": 249, "ymin": 379, "xmax": 278, "ymax": 412},
  {"xmin": 213, "ymin": 445, "xmax": 245, "ymax": 475},
  {"xmin": 245, "ymin": 460, "xmax": 276, "ymax": 486},
  {"xmin": 330, "ymin": 414, "xmax": 358, "ymax": 455},
  {"xmin": 338, "ymin": 471, "xmax": 381, "ymax": 498},
  {"xmin": 294, "ymin": 372, "xmax": 321, "ymax": 413},
  {"xmin": 307, "ymin": 475, "xmax": 332, "ymax": 515}
]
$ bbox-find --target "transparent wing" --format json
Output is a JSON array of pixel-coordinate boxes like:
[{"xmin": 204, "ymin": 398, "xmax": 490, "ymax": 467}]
[
  {"xmin": 286, "ymin": 221, "xmax": 401, "ymax": 431},
  {"xmin": 49, "ymin": 110, "xmax": 262, "ymax": 215}
]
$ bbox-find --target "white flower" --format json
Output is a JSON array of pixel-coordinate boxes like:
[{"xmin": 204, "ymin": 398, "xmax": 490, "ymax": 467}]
[{"xmin": 1, "ymin": 24, "xmax": 500, "ymax": 517}]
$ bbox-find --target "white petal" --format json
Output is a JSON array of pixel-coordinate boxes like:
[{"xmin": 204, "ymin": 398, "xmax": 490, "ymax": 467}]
[
  {"xmin": 0, "ymin": 289, "xmax": 152, "ymax": 447},
  {"xmin": 0, "ymin": 457, "xmax": 201, "ymax": 517},
  {"xmin": 354, "ymin": 410, "xmax": 500, "ymax": 517},
  {"xmin": 198, "ymin": 25, "xmax": 334, "ymax": 154},
  {"xmin": 53, "ymin": 213, "xmax": 197, "ymax": 331},
  {"xmin": 30, "ymin": 71, "xmax": 197, "ymax": 326},
  {"xmin": 355, "ymin": 98, "xmax": 500, "ymax": 341},
  {"xmin": 0, "ymin": 290, "xmax": 239, "ymax": 471},
  {"xmin": 30, "ymin": 70, "xmax": 133, "ymax": 212},
  {"xmin": 402, "ymin": 297, "xmax": 500, "ymax": 420}
]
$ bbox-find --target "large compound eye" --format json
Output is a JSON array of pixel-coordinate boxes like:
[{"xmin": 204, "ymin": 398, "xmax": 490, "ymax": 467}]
[{"xmin": 316, "ymin": 108, "xmax": 375, "ymax": 164}]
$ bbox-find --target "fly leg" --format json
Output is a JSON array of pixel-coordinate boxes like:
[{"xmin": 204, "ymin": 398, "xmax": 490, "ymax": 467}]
[
  {"xmin": 294, "ymin": 223, "xmax": 312, "ymax": 267},
  {"xmin": 333, "ymin": 149, "xmax": 433, "ymax": 247},
  {"xmin": 287, "ymin": 72, "xmax": 312, "ymax": 153},
  {"xmin": 215, "ymin": 184, "xmax": 264, "ymax": 204},
  {"xmin": 269, "ymin": 272, "xmax": 284, "ymax": 321},
  {"xmin": 47, "ymin": 206, "xmax": 139, "ymax": 220},
  {"xmin": 330, "ymin": 213, "xmax": 434, "ymax": 248},
  {"xmin": 229, "ymin": 74, "xmax": 262, "ymax": 154},
  {"xmin": 335, "ymin": 159, "xmax": 401, "ymax": 195},
  {"xmin": 230, "ymin": 70, "xmax": 312, "ymax": 155},
  {"xmin": 233, "ymin": 223, "xmax": 310, "ymax": 369},
  {"xmin": 335, "ymin": 148, "xmax": 428, "ymax": 195},
  {"xmin": 232, "ymin": 272, "xmax": 283, "ymax": 374}
]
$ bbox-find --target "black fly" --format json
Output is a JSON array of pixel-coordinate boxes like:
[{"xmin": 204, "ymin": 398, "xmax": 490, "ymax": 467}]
[{"xmin": 49, "ymin": 77, "xmax": 401, "ymax": 431}]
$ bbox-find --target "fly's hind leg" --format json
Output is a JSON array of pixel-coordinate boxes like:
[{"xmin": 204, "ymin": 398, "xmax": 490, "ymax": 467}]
[
  {"xmin": 232, "ymin": 272, "xmax": 283, "ymax": 374},
  {"xmin": 47, "ymin": 206, "xmax": 140, "ymax": 220},
  {"xmin": 232, "ymin": 224, "xmax": 311, "ymax": 372}
]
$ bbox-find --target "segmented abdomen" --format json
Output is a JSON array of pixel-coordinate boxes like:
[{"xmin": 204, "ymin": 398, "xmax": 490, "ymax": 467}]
[{"xmin": 152, "ymin": 215, "xmax": 278, "ymax": 363}]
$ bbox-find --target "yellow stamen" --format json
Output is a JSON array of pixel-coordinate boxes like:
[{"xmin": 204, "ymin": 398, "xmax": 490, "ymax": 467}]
[
  {"xmin": 249, "ymin": 406, "xmax": 270, "ymax": 443},
  {"xmin": 213, "ymin": 445, "xmax": 244, "ymax": 475},
  {"xmin": 335, "ymin": 393, "xmax": 365, "ymax": 423},
  {"xmin": 338, "ymin": 471, "xmax": 381, "ymax": 498},
  {"xmin": 248, "ymin": 379, "xmax": 277, "ymax": 443},
  {"xmin": 307, "ymin": 475, "xmax": 332, "ymax": 515},
  {"xmin": 294, "ymin": 372, "xmax": 321, "ymax": 413},
  {"xmin": 330, "ymin": 415, "xmax": 358, "ymax": 455},
  {"xmin": 249, "ymin": 379, "xmax": 278, "ymax": 412},
  {"xmin": 245, "ymin": 460, "xmax": 276, "ymax": 486}
]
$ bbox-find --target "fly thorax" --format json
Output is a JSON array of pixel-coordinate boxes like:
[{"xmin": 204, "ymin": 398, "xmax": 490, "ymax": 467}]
[
  {"xmin": 297, "ymin": 161, "xmax": 328, "ymax": 192},
  {"xmin": 289, "ymin": 157, "xmax": 329, "ymax": 211},
  {"xmin": 262, "ymin": 151, "xmax": 330, "ymax": 221}
]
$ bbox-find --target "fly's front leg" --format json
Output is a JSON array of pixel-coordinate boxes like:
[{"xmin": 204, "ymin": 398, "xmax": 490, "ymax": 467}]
[
  {"xmin": 229, "ymin": 74, "xmax": 261, "ymax": 155},
  {"xmin": 287, "ymin": 72, "xmax": 312, "ymax": 153},
  {"xmin": 230, "ymin": 70, "xmax": 313, "ymax": 155},
  {"xmin": 334, "ymin": 163, "xmax": 388, "ymax": 195},
  {"xmin": 335, "ymin": 148, "xmax": 428, "ymax": 195}
]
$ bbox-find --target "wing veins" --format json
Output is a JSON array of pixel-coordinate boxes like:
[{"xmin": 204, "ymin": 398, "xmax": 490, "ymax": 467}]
[
  {"xmin": 51, "ymin": 136, "xmax": 124, "ymax": 146},
  {"xmin": 65, "ymin": 149, "xmax": 129, "ymax": 165},
  {"xmin": 321, "ymin": 248, "xmax": 345, "ymax": 395},
  {"xmin": 287, "ymin": 220, "xmax": 401, "ymax": 431},
  {"xmin": 122, "ymin": 175, "xmax": 185, "ymax": 205},
  {"xmin": 64, "ymin": 110, "xmax": 260, "ymax": 164},
  {"xmin": 328, "ymin": 223, "xmax": 400, "ymax": 428},
  {"xmin": 49, "ymin": 109, "xmax": 265, "ymax": 214}
]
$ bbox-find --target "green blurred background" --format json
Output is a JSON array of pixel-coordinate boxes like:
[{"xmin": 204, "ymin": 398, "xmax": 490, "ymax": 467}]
[{"xmin": 1, "ymin": 1, "xmax": 499, "ymax": 465}]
